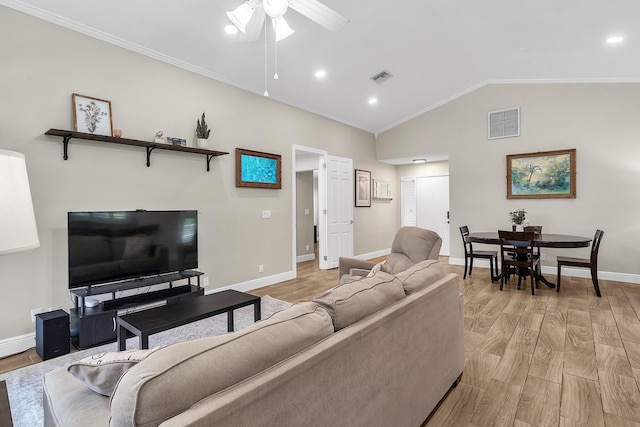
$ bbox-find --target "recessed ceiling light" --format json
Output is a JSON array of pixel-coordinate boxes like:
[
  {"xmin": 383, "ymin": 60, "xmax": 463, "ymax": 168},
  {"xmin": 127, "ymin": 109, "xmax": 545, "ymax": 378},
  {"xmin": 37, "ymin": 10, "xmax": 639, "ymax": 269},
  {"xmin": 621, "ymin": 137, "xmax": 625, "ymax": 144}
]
[
  {"xmin": 315, "ymin": 70, "xmax": 326, "ymax": 79},
  {"xmin": 368, "ymin": 97, "xmax": 378, "ymax": 105},
  {"xmin": 413, "ymin": 159, "xmax": 427, "ymax": 164},
  {"xmin": 606, "ymin": 35, "xmax": 624, "ymax": 44},
  {"xmin": 225, "ymin": 25, "xmax": 239, "ymax": 35}
]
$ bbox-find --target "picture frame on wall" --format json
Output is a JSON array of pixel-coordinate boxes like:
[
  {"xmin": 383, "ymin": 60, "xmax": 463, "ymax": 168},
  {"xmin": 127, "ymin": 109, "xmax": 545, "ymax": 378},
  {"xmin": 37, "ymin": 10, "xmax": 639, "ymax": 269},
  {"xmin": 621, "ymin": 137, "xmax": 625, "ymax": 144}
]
[
  {"xmin": 355, "ymin": 169, "xmax": 371, "ymax": 207},
  {"xmin": 236, "ymin": 148, "xmax": 282, "ymax": 189},
  {"xmin": 506, "ymin": 148, "xmax": 576, "ymax": 199},
  {"xmin": 72, "ymin": 93, "xmax": 113, "ymax": 136}
]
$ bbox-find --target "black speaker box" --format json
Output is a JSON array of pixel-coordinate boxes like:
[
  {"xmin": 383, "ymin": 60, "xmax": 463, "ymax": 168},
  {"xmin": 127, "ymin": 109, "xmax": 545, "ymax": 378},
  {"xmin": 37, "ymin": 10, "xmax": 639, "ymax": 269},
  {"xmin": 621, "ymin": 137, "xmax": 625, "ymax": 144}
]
[{"xmin": 36, "ymin": 309, "xmax": 70, "ymax": 360}]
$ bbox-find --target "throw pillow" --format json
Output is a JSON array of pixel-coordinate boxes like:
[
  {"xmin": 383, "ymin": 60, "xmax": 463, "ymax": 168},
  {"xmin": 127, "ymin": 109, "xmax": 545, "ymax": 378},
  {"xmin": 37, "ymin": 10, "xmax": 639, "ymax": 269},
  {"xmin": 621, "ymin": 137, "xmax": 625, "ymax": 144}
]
[
  {"xmin": 366, "ymin": 260, "xmax": 392, "ymax": 278},
  {"xmin": 68, "ymin": 348, "xmax": 157, "ymax": 396}
]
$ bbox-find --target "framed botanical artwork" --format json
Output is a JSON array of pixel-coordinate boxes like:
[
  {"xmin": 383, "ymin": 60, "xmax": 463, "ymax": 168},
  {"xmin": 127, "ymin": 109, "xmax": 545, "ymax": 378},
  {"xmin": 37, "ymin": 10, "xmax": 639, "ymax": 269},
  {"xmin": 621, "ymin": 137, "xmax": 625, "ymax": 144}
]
[
  {"xmin": 72, "ymin": 93, "xmax": 113, "ymax": 136},
  {"xmin": 507, "ymin": 149, "xmax": 576, "ymax": 199},
  {"xmin": 355, "ymin": 169, "xmax": 371, "ymax": 207},
  {"xmin": 236, "ymin": 148, "xmax": 282, "ymax": 189}
]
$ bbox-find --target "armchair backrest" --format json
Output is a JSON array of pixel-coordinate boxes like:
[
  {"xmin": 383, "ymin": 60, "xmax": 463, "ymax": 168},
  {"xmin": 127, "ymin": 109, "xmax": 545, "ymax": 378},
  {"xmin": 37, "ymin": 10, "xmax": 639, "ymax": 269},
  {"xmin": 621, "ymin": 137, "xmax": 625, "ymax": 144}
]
[{"xmin": 386, "ymin": 227, "xmax": 442, "ymax": 273}]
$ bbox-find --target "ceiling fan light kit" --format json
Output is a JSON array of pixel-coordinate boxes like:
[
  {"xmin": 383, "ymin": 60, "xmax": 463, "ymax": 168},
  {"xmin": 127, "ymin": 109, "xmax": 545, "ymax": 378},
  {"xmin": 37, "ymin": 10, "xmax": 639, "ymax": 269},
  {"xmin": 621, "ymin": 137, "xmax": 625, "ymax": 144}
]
[
  {"xmin": 226, "ymin": 2, "xmax": 255, "ymax": 33},
  {"xmin": 226, "ymin": 0, "xmax": 348, "ymax": 96},
  {"xmin": 263, "ymin": 0, "xmax": 289, "ymax": 17}
]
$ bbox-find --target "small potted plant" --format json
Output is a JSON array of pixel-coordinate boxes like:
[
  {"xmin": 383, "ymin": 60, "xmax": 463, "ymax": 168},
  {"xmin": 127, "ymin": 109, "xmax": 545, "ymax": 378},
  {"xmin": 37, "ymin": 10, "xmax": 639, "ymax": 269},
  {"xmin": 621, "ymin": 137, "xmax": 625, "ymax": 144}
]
[
  {"xmin": 509, "ymin": 209, "xmax": 527, "ymax": 231},
  {"xmin": 195, "ymin": 112, "xmax": 211, "ymax": 148}
]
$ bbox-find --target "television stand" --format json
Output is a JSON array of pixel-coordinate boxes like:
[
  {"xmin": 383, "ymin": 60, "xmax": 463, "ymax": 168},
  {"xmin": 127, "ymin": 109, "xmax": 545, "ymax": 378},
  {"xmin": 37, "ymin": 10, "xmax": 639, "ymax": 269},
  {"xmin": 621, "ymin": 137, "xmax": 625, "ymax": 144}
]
[{"xmin": 69, "ymin": 271, "xmax": 204, "ymax": 349}]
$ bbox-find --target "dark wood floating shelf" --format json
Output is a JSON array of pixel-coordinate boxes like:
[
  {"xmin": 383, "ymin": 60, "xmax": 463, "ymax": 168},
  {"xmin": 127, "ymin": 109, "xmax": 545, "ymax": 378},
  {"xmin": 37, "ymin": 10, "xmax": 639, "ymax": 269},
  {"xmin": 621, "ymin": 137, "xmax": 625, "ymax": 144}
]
[{"xmin": 45, "ymin": 128, "xmax": 228, "ymax": 171}]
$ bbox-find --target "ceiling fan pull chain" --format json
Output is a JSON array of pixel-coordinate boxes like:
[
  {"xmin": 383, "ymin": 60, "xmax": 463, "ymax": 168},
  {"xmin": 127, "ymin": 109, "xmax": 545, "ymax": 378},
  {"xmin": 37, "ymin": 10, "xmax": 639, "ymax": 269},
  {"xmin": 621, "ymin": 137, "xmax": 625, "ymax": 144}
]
[
  {"xmin": 274, "ymin": 19, "xmax": 279, "ymax": 80},
  {"xmin": 264, "ymin": 18, "xmax": 269, "ymax": 96}
]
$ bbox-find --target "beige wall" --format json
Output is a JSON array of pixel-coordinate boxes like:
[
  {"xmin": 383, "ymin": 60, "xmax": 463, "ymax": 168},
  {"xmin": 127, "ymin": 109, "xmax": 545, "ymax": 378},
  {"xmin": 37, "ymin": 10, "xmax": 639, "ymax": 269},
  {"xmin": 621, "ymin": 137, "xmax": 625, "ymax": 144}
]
[
  {"xmin": 296, "ymin": 171, "xmax": 314, "ymax": 258},
  {"xmin": 378, "ymin": 83, "xmax": 640, "ymax": 279},
  {"xmin": 0, "ymin": 7, "xmax": 397, "ymax": 344}
]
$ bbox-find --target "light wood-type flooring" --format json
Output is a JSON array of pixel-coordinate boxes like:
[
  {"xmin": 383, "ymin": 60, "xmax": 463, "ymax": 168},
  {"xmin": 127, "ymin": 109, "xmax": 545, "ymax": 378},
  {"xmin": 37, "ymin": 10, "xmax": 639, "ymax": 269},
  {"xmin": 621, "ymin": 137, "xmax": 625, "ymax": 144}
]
[{"xmin": 3, "ymin": 257, "xmax": 640, "ymax": 427}]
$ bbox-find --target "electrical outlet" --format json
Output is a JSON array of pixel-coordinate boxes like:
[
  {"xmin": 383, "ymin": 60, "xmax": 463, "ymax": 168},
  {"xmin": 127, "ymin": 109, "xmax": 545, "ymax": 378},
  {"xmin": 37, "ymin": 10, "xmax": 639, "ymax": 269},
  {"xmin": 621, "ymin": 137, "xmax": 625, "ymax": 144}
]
[
  {"xmin": 262, "ymin": 210, "xmax": 271, "ymax": 219},
  {"xmin": 48, "ymin": 306, "xmax": 60, "ymax": 312},
  {"xmin": 30, "ymin": 308, "xmax": 42, "ymax": 323},
  {"xmin": 306, "ymin": 245, "xmax": 310, "ymax": 251},
  {"xmin": 540, "ymin": 253, "xmax": 546, "ymax": 260},
  {"xmin": 202, "ymin": 277, "xmax": 210, "ymax": 287},
  {"xmin": 259, "ymin": 264, "xmax": 264, "ymax": 273}
]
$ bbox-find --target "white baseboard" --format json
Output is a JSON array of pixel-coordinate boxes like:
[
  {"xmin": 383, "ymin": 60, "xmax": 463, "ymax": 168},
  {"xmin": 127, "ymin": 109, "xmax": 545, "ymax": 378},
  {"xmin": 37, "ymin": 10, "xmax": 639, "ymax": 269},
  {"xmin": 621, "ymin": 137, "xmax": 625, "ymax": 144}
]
[
  {"xmin": 204, "ymin": 270, "xmax": 296, "ymax": 295},
  {"xmin": 448, "ymin": 257, "xmax": 640, "ymax": 284},
  {"xmin": 296, "ymin": 254, "xmax": 315, "ymax": 263},
  {"xmin": 0, "ymin": 333, "xmax": 36, "ymax": 360}
]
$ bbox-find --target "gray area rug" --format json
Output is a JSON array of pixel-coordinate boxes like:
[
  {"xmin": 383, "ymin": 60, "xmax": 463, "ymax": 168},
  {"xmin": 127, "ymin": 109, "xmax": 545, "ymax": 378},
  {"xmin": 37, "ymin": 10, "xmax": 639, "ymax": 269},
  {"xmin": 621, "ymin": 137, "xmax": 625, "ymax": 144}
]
[{"xmin": 0, "ymin": 295, "xmax": 292, "ymax": 427}]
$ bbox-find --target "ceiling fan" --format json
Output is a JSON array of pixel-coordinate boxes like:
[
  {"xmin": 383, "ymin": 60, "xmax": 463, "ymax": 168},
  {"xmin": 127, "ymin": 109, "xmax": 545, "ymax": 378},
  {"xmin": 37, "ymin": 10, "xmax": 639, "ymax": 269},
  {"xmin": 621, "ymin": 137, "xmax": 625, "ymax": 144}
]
[{"xmin": 227, "ymin": 0, "xmax": 349, "ymax": 42}]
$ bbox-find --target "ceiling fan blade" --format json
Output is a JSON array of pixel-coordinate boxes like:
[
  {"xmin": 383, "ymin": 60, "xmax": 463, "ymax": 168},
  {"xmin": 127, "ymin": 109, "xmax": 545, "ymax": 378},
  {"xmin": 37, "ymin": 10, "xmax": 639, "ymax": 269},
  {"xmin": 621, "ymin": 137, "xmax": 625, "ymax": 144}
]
[
  {"xmin": 239, "ymin": 6, "xmax": 266, "ymax": 42},
  {"xmin": 289, "ymin": 0, "xmax": 349, "ymax": 32}
]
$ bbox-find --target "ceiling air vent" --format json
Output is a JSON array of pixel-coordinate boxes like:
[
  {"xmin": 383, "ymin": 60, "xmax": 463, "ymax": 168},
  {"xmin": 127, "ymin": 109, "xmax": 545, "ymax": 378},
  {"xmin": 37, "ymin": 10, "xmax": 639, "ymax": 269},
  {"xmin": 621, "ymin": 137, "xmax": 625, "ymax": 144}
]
[
  {"xmin": 370, "ymin": 70, "xmax": 393, "ymax": 84},
  {"xmin": 488, "ymin": 107, "xmax": 520, "ymax": 139}
]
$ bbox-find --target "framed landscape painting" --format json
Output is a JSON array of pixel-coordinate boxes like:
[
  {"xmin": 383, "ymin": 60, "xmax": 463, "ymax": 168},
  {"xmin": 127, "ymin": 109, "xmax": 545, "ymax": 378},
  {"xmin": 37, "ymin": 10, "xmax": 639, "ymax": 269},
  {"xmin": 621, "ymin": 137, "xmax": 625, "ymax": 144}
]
[
  {"xmin": 507, "ymin": 149, "xmax": 576, "ymax": 199},
  {"xmin": 236, "ymin": 148, "xmax": 282, "ymax": 189}
]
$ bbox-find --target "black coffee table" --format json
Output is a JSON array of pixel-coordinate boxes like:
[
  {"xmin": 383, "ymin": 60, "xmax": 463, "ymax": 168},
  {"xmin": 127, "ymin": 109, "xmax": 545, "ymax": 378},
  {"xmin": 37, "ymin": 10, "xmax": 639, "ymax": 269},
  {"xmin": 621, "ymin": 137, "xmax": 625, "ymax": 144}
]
[{"xmin": 117, "ymin": 290, "xmax": 261, "ymax": 351}]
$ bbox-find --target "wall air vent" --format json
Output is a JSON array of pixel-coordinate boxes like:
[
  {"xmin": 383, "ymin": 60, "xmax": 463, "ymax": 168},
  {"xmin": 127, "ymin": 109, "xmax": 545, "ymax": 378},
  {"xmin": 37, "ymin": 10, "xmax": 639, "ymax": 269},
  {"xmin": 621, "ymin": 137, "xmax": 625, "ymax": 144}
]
[
  {"xmin": 370, "ymin": 70, "xmax": 393, "ymax": 84},
  {"xmin": 488, "ymin": 107, "xmax": 520, "ymax": 139}
]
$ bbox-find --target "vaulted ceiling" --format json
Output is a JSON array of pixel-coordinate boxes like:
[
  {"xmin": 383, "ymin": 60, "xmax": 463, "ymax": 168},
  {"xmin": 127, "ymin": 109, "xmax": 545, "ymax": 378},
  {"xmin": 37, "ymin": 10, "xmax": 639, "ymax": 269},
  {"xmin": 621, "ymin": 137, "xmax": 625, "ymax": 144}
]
[{"xmin": 5, "ymin": 0, "xmax": 639, "ymax": 134}]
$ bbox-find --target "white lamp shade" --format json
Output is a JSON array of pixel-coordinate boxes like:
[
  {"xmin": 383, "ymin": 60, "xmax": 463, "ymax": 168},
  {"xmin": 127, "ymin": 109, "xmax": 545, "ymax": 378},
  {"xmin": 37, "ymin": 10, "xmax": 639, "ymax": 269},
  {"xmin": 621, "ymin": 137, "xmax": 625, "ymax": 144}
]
[
  {"xmin": 0, "ymin": 149, "xmax": 40, "ymax": 255},
  {"xmin": 272, "ymin": 16, "xmax": 295, "ymax": 41},
  {"xmin": 227, "ymin": 3, "xmax": 255, "ymax": 33}
]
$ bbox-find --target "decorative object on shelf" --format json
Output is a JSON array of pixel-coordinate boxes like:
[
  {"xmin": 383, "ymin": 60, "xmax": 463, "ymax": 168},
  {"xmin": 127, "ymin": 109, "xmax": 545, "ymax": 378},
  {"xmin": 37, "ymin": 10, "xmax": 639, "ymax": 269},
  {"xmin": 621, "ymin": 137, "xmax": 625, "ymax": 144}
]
[
  {"xmin": 196, "ymin": 112, "xmax": 211, "ymax": 149},
  {"xmin": 509, "ymin": 208, "xmax": 527, "ymax": 231},
  {"xmin": 0, "ymin": 149, "xmax": 40, "ymax": 256},
  {"xmin": 72, "ymin": 93, "xmax": 113, "ymax": 136},
  {"xmin": 355, "ymin": 169, "xmax": 371, "ymax": 207},
  {"xmin": 372, "ymin": 179, "xmax": 392, "ymax": 201},
  {"xmin": 112, "ymin": 129, "xmax": 122, "ymax": 138},
  {"xmin": 45, "ymin": 129, "xmax": 229, "ymax": 172},
  {"xmin": 154, "ymin": 131, "xmax": 165, "ymax": 144},
  {"xmin": 166, "ymin": 137, "xmax": 187, "ymax": 146},
  {"xmin": 235, "ymin": 148, "xmax": 281, "ymax": 189},
  {"xmin": 507, "ymin": 149, "xmax": 576, "ymax": 199}
]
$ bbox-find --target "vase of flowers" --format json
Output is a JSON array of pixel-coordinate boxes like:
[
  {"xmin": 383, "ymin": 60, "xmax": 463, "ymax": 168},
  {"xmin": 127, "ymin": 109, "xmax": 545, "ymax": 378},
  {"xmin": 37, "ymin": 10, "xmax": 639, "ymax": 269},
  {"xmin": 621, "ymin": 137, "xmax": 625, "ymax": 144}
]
[
  {"xmin": 509, "ymin": 209, "xmax": 527, "ymax": 231},
  {"xmin": 195, "ymin": 112, "xmax": 211, "ymax": 149}
]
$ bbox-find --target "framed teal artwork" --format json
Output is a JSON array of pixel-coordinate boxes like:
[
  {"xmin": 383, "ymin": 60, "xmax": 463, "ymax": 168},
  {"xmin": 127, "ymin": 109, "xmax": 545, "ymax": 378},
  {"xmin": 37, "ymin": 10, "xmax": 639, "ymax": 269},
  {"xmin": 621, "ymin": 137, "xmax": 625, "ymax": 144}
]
[{"xmin": 236, "ymin": 148, "xmax": 282, "ymax": 189}]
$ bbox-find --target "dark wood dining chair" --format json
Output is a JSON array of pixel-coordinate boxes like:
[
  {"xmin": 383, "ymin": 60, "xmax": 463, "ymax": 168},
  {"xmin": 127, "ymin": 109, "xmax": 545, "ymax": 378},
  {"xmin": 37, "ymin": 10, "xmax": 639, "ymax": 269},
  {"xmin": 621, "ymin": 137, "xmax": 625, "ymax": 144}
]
[
  {"xmin": 556, "ymin": 229, "xmax": 604, "ymax": 297},
  {"xmin": 459, "ymin": 226, "xmax": 498, "ymax": 282},
  {"xmin": 498, "ymin": 230, "xmax": 540, "ymax": 295},
  {"xmin": 524, "ymin": 225, "xmax": 543, "ymax": 277}
]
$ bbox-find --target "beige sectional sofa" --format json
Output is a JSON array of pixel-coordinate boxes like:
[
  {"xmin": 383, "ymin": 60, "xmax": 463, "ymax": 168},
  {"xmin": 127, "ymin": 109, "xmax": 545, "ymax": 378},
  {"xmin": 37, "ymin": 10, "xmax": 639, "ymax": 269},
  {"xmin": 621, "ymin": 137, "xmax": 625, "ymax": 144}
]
[{"xmin": 43, "ymin": 260, "xmax": 463, "ymax": 427}]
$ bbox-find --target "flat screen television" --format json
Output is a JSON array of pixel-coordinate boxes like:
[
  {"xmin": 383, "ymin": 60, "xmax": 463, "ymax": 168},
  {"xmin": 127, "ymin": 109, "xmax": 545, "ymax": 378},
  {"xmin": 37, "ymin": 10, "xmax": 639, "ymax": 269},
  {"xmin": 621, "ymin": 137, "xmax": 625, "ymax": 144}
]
[{"xmin": 68, "ymin": 210, "xmax": 198, "ymax": 289}]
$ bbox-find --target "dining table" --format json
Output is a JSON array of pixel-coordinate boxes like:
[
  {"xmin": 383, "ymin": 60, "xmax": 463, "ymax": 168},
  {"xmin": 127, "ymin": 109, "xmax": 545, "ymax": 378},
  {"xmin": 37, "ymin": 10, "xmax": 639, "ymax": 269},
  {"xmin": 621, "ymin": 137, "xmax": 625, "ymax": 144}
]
[{"xmin": 466, "ymin": 232, "xmax": 592, "ymax": 288}]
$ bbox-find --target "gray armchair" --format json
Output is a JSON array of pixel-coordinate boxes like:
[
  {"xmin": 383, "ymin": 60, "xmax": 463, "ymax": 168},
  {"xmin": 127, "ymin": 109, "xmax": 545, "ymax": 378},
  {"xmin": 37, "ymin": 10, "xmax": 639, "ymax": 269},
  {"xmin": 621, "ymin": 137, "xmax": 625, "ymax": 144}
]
[{"xmin": 338, "ymin": 226, "xmax": 442, "ymax": 284}]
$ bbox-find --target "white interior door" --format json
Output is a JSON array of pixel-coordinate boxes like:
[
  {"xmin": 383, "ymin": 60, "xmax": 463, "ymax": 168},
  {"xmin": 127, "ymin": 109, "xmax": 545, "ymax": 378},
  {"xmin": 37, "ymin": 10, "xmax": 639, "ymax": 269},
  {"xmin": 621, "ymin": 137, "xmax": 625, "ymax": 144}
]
[
  {"xmin": 416, "ymin": 176, "xmax": 450, "ymax": 256},
  {"xmin": 322, "ymin": 155, "xmax": 353, "ymax": 269}
]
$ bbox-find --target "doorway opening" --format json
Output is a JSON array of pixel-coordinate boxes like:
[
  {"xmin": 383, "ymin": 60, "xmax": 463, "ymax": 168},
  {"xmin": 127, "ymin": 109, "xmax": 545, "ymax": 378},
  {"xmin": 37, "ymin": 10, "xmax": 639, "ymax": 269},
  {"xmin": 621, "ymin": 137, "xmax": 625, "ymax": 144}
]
[{"xmin": 292, "ymin": 146, "xmax": 326, "ymax": 277}]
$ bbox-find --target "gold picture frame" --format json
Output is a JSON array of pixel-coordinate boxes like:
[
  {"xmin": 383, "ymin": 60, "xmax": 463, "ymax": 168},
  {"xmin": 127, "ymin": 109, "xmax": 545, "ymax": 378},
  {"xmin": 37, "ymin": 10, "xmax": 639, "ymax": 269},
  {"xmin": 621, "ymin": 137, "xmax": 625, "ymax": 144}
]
[
  {"xmin": 72, "ymin": 93, "xmax": 113, "ymax": 136},
  {"xmin": 507, "ymin": 148, "xmax": 576, "ymax": 199}
]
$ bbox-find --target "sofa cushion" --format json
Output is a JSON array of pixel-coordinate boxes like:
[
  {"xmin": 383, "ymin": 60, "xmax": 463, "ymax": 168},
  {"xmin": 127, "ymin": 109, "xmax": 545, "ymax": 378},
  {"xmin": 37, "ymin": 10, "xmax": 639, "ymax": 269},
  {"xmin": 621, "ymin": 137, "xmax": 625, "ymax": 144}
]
[
  {"xmin": 67, "ymin": 348, "xmax": 156, "ymax": 396},
  {"xmin": 395, "ymin": 260, "xmax": 446, "ymax": 295},
  {"xmin": 313, "ymin": 271, "xmax": 405, "ymax": 331},
  {"xmin": 109, "ymin": 301, "xmax": 334, "ymax": 427}
]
